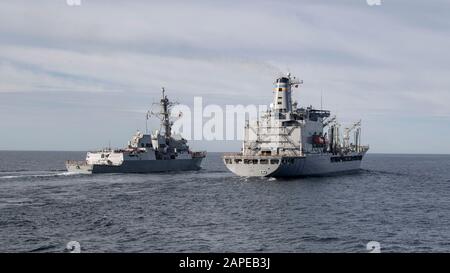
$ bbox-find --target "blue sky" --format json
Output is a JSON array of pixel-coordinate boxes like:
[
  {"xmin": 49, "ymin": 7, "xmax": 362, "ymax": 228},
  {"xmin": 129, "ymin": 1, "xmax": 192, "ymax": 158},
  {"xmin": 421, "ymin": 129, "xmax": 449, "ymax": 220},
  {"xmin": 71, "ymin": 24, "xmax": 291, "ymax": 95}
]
[{"xmin": 1, "ymin": 0, "xmax": 450, "ymax": 153}]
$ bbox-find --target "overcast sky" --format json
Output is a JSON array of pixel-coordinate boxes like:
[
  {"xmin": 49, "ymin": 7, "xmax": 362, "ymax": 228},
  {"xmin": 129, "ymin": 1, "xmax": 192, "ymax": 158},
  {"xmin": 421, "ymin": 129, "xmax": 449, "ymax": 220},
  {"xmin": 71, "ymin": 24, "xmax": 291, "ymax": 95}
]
[{"xmin": 1, "ymin": 0, "xmax": 450, "ymax": 153}]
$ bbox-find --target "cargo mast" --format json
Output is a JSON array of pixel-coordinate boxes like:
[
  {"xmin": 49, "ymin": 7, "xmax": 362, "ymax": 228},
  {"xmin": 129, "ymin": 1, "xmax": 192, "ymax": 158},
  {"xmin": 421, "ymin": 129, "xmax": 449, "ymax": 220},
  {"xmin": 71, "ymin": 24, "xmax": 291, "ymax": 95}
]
[{"xmin": 160, "ymin": 87, "xmax": 172, "ymax": 138}]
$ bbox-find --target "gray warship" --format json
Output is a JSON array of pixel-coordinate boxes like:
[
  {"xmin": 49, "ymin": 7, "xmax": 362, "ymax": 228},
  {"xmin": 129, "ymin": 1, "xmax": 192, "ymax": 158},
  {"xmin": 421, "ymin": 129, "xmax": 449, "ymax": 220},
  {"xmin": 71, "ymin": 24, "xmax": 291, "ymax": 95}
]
[
  {"xmin": 223, "ymin": 73, "xmax": 369, "ymax": 177},
  {"xmin": 66, "ymin": 88, "xmax": 206, "ymax": 174}
]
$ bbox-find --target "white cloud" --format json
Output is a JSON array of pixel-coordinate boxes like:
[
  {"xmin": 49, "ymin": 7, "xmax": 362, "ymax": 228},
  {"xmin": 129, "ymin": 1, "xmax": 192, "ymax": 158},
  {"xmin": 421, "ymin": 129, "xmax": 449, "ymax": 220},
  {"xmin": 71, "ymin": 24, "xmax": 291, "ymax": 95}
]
[{"xmin": 0, "ymin": 0, "xmax": 449, "ymax": 152}]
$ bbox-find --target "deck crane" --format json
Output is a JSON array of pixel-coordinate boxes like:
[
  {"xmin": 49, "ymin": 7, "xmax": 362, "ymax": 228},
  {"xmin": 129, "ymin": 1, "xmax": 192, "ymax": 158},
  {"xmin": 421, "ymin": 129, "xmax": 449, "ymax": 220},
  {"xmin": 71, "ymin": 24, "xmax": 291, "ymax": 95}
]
[{"xmin": 343, "ymin": 120, "xmax": 361, "ymax": 149}]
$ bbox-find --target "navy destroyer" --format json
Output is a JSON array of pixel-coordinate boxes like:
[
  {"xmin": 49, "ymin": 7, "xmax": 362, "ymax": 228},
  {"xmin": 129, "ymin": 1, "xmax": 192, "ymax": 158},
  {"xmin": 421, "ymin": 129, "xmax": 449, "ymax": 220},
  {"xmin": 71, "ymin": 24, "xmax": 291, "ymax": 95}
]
[
  {"xmin": 223, "ymin": 73, "xmax": 369, "ymax": 177},
  {"xmin": 66, "ymin": 88, "xmax": 206, "ymax": 174}
]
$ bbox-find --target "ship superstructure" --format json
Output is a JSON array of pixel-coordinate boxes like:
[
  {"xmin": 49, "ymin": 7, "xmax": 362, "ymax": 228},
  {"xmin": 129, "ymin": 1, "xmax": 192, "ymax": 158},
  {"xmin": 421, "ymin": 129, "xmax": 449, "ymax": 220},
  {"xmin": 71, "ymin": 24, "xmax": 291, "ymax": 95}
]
[
  {"xmin": 223, "ymin": 73, "xmax": 369, "ymax": 177},
  {"xmin": 66, "ymin": 88, "xmax": 206, "ymax": 174}
]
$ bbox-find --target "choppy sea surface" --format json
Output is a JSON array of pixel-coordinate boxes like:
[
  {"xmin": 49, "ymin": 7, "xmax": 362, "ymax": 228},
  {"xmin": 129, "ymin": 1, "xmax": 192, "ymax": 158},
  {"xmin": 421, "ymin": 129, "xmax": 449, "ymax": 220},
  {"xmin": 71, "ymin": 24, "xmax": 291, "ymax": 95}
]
[{"xmin": 0, "ymin": 151, "xmax": 449, "ymax": 253}]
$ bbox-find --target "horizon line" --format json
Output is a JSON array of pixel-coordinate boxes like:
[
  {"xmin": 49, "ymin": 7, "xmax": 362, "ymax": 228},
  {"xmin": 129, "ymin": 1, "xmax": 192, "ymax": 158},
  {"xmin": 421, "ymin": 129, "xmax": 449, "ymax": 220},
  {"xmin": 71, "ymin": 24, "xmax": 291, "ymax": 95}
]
[{"xmin": 0, "ymin": 150, "xmax": 449, "ymax": 156}]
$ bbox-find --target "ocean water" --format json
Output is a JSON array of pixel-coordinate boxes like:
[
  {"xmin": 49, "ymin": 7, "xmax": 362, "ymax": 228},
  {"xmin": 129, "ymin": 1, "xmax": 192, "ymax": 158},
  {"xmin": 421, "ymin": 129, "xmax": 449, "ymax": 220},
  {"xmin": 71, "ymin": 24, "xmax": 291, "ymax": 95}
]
[{"xmin": 0, "ymin": 151, "xmax": 449, "ymax": 253}]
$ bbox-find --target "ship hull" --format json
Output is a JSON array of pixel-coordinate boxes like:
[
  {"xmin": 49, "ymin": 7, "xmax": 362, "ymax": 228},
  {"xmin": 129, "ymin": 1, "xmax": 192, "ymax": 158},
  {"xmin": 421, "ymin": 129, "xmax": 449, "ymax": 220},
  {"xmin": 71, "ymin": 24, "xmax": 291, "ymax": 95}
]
[
  {"xmin": 223, "ymin": 152, "xmax": 366, "ymax": 177},
  {"xmin": 66, "ymin": 157, "xmax": 204, "ymax": 174}
]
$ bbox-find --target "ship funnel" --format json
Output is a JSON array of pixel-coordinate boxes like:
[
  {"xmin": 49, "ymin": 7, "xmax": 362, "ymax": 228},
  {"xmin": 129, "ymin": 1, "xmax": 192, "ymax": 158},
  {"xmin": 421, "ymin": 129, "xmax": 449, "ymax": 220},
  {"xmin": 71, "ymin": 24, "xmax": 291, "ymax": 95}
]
[
  {"xmin": 273, "ymin": 74, "xmax": 294, "ymax": 112},
  {"xmin": 272, "ymin": 73, "xmax": 302, "ymax": 113}
]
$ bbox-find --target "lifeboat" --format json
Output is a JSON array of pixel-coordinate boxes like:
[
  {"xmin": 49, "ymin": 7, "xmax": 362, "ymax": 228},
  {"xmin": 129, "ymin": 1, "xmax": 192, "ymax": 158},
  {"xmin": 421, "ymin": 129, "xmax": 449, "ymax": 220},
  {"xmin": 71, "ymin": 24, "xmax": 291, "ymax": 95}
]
[{"xmin": 313, "ymin": 135, "xmax": 326, "ymax": 145}]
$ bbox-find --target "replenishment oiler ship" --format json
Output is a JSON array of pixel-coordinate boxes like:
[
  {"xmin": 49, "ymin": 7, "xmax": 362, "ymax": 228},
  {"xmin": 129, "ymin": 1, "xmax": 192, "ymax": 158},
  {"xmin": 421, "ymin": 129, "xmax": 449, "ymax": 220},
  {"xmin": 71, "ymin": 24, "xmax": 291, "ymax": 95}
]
[
  {"xmin": 223, "ymin": 73, "xmax": 369, "ymax": 177},
  {"xmin": 66, "ymin": 88, "xmax": 206, "ymax": 174}
]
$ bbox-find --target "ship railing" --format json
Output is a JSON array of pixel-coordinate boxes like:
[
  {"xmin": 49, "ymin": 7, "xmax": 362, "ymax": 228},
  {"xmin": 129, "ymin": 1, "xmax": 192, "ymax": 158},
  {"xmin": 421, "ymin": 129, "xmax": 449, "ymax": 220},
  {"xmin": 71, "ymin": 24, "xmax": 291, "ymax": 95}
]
[
  {"xmin": 223, "ymin": 153, "xmax": 277, "ymax": 159},
  {"xmin": 192, "ymin": 151, "xmax": 207, "ymax": 158},
  {"xmin": 223, "ymin": 152, "xmax": 304, "ymax": 159},
  {"xmin": 88, "ymin": 148, "xmax": 114, "ymax": 153},
  {"xmin": 65, "ymin": 160, "xmax": 88, "ymax": 166}
]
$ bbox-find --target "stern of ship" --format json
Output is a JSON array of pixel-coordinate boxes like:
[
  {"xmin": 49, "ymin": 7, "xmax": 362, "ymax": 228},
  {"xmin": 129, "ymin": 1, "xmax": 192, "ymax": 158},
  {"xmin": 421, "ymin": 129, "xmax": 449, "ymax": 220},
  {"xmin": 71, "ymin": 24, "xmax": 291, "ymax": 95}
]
[{"xmin": 222, "ymin": 153, "xmax": 284, "ymax": 177}]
